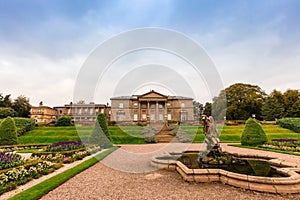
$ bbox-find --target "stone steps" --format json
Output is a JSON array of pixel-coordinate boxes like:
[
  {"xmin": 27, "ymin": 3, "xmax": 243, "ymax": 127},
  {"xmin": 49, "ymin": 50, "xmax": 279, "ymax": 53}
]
[{"xmin": 156, "ymin": 135, "xmax": 178, "ymax": 143}]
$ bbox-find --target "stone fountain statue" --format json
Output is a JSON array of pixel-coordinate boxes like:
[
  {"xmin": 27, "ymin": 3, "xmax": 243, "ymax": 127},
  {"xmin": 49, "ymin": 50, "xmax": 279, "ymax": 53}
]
[{"xmin": 198, "ymin": 115, "xmax": 222, "ymax": 162}]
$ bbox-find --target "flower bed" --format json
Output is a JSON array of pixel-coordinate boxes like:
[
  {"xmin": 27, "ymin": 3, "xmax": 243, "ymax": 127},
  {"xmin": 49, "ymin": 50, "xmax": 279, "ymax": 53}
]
[
  {"xmin": 260, "ymin": 139, "xmax": 300, "ymax": 152},
  {"xmin": 0, "ymin": 142, "xmax": 102, "ymax": 195},
  {"xmin": 32, "ymin": 145, "xmax": 102, "ymax": 163},
  {"xmin": 0, "ymin": 152, "xmax": 24, "ymax": 170},
  {"xmin": 0, "ymin": 158, "xmax": 62, "ymax": 195},
  {"xmin": 45, "ymin": 141, "xmax": 85, "ymax": 152},
  {"xmin": 0, "ymin": 144, "xmax": 49, "ymax": 153}
]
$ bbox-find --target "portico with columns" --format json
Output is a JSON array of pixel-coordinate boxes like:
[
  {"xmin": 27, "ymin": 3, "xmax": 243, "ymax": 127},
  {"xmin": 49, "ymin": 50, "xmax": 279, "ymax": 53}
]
[{"xmin": 110, "ymin": 90, "xmax": 194, "ymax": 124}]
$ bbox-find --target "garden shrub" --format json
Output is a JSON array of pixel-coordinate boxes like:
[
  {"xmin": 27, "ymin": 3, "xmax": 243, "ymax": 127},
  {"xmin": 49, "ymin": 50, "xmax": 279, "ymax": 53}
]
[
  {"xmin": 0, "ymin": 117, "xmax": 18, "ymax": 145},
  {"xmin": 0, "ymin": 107, "xmax": 15, "ymax": 119},
  {"xmin": 14, "ymin": 117, "xmax": 35, "ymax": 132},
  {"xmin": 241, "ymin": 118, "xmax": 267, "ymax": 146},
  {"xmin": 0, "ymin": 117, "xmax": 35, "ymax": 132},
  {"xmin": 108, "ymin": 120, "xmax": 116, "ymax": 126},
  {"xmin": 278, "ymin": 118, "xmax": 300, "ymax": 133},
  {"xmin": 55, "ymin": 116, "xmax": 72, "ymax": 126},
  {"xmin": 176, "ymin": 127, "xmax": 192, "ymax": 143},
  {"xmin": 142, "ymin": 126, "xmax": 157, "ymax": 143},
  {"xmin": 89, "ymin": 113, "xmax": 112, "ymax": 148},
  {"xmin": 16, "ymin": 126, "xmax": 26, "ymax": 136}
]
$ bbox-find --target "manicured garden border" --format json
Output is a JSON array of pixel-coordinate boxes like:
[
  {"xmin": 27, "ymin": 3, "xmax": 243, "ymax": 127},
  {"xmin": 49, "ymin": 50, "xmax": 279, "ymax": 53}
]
[
  {"xmin": 229, "ymin": 144, "xmax": 300, "ymax": 156},
  {"xmin": 9, "ymin": 146, "xmax": 118, "ymax": 200}
]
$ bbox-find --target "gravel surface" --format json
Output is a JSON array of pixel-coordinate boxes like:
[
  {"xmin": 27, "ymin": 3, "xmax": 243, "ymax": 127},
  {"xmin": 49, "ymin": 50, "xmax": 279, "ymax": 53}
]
[{"xmin": 41, "ymin": 144, "xmax": 300, "ymax": 200}]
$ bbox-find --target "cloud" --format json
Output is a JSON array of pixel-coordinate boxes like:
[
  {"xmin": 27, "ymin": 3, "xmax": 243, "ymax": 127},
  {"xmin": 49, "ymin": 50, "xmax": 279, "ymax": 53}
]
[{"xmin": 0, "ymin": 0, "xmax": 300, "ymax": 107}]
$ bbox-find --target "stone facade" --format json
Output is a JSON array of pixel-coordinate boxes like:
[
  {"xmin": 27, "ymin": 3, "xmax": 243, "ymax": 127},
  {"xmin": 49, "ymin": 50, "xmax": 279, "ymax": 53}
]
[
  {"xmin": 30, "ymin": 101, "xmax": 57, "ymax": 123},
  {"xmin": 30, "ymin": 102, "xmax": 111, "ymax": 126},
  {"xmin": 54, "ymin": 103, "xmax": 111, "ymax": 126},
  {"xmin": 110, "ymin": 90, "xmax": 194, "ymax": 124}
]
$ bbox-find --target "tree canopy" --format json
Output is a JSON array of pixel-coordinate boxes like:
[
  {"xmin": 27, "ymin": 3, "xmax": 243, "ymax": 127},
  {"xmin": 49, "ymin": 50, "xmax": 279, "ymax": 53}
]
[
  {"xmin": 213, "ymin": 83, "xmax": 266, "ymax": 120},
  {"xmin": 11, "ymin": 95, "xmax": 31, "ymax": 118}
]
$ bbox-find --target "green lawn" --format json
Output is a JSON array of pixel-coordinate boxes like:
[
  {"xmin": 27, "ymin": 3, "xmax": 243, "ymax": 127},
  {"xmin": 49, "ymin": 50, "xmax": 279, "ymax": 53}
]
[
  {"xmin": 18, "ymin": 125, "xmax": 300, "ymax": 145},
  {"xmin": 18, "ymin": 126, "xmax": 93, "ymax": 144}
]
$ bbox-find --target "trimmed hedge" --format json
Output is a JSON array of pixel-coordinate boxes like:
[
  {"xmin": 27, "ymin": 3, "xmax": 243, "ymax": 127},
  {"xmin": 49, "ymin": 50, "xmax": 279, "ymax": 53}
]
[
  {"xmin": 55, "ymin": 116, "xmax": 72, "ymax": 126},
  {"xmin": 241, "ymin": 118, "xmax": 267, "ymax": 146},
  {"xmin": 0, "ymin": 117, "xmax": 18, "ymax": 145},
  {"xmin": 0, "ymin": 117, "xmax": 35, "ymax": 132},
  {"xmin": 89, "ymin": 113, "xmax": 112, "ymax": 148},
  {"xmin": 278, "ymin": 118, "xmax": 300, "ymax": 133},
  {"xmin": 0, "ymin": 107, "xmax": 15, "ymax": 119}
]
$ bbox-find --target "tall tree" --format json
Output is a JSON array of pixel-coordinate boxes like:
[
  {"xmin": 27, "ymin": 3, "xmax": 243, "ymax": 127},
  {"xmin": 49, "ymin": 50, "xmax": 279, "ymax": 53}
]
[
  {"xmin": 283, "ymin": 89, "xmax": 300, "ymax": 117},
  {"xmin": 11, "ymin": 95, "xmax": 31, "ymax": 118},
  {"xmin": 212, "ymin": 90, "xmax": 227, "ymax": 120},
  {"xmin": 215, "ymin": 83, "xmax": 267, "ymax": 120},
  {"xmin": 262, "ymin": 90, "xmax": 285, "ymax": 120},
  {"xmin": 193, "ymin": 101, "xmax": 203, "ymax": 120},
  {"xmin": 203, "ymin": 102, "xmax": 212, "ymax": 116},
  {"xmin": 0, "ymin": 93, "xmax": 12, "ymax": 107}
]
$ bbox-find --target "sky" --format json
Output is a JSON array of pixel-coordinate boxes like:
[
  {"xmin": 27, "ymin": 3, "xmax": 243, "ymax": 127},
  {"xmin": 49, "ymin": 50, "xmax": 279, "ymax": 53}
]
[{"xmin": 0, "ymin": 0, "xmax": 300, "ymax": 106}]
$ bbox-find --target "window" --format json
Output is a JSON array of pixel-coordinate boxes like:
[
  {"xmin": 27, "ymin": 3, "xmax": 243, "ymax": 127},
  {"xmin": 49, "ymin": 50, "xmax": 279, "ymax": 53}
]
[
  {"xmin": 116, "ymin": 111, "xmax": 125, "ymax": 121},
  {"xmin": 166, "ymin": 103, "xmax": 171, "ymax": 107},
  {"xmin": 133, "ymin": 103, "xmax": 138, "ymax": 108},
  {"xmin": 168, "ymin": 114, "xmax": 172, "ymax": 120},
  {"xmin": 119, "ymin": 103, "xmax": 123, "ymax": 108},
  {"xmin": 150, "ymin": 114, "xmax": 155, "ymax": 121},
  {"xmin": 180, "ymin": 113, "xmax": 188, "ymax": 121},
  {"xmin": 141, "ymin": 103, "xmax": 147, "ymax": 109},
  {"xmin": 159, "ymin": 114, "xmax": 163, "ymax": 121},
  {"xmin": 158, "ymin": 103, "xmax": 163, "ymax": 109},
  {"xmin": 150, "ymin": 103, "xmax": 155, "ymax": 109},
  {"xmin": 181, "ymin": 102, "xmax": 185, "ymax": 108},
  {"xmin": 133, "ymin": 114, "xmax": 138, "ymax": 121},
  {"xmin": 142, "ymin": 114, "xmax": 147, "ymax": 121}
]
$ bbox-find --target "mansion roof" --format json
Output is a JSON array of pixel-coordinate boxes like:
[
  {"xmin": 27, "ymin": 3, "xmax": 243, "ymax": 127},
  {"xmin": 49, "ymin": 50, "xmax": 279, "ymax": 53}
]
[{"xmin": 110, "ymin": 90, "xmax": 193, "ymax": 101}]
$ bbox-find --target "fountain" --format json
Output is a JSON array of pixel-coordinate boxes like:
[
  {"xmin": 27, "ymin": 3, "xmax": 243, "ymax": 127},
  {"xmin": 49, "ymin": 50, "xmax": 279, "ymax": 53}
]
[{"xmin": 151, "ymin": 115, "xmax": 300, "ymax": 194}]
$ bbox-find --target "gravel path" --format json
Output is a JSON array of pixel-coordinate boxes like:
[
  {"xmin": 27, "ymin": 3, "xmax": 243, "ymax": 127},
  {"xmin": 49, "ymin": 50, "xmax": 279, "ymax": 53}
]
[{"xmin": 41, "ymin": 144, "xmax": 300, "ymax": 200}]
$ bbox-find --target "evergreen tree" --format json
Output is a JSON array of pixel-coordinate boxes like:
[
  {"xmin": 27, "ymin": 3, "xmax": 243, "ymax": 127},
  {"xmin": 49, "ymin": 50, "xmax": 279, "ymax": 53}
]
[
  {"xmin": 89, "ymin": 113, "xmax": 112, "ymax": 148},
  {"xmin": 0, "ymin": 117, "xmax": 18, "ymax": 145}
]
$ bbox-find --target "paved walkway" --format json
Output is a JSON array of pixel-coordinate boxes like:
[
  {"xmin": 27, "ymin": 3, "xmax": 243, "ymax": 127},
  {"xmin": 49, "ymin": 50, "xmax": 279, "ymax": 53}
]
[{"xmin": 40, "ymin": 144, "xmax": 300, "ymax": 200}]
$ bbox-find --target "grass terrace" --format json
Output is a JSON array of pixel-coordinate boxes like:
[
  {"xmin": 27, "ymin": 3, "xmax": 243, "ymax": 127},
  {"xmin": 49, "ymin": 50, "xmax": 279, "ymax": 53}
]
[{"xmin": 17, "ymin": 124, "xmax": 300, "ymax": 145}]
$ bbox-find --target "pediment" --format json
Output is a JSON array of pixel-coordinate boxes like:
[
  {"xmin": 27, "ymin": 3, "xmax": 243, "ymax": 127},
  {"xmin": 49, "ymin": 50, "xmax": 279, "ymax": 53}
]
[{"xmin": 139, "ymin": 90, "xmax": 167, "ymax": 99}]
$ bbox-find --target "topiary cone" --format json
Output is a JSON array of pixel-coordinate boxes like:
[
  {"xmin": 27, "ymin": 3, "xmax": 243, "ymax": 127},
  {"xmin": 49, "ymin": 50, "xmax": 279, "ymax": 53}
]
[
  {"xmin": 241, "ymin": 118, "xmax": 267, "ymax": 146},
  {"xmin": 0, "ymin": 116, "xmax": 18, "ymax": 145}
]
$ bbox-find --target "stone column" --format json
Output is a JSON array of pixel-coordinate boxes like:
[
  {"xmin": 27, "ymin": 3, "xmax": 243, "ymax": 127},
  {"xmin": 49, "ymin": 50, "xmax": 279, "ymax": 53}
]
[
  {"xmin": 138, "ymin": 101, "xmax": 141, "ymax": 122},
  {"xmin": 147, "ymin": 101, "xmax": 150, "ymax": 124},
  {"xmin": 156, "ymin": 101, "xmax": 159, "ymax": 122}
]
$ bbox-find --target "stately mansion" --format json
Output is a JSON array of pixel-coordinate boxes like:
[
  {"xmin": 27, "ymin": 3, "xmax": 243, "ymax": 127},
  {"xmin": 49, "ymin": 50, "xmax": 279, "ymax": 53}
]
[
  {"xmin": 31, "ymin": 101, "xmax": 110, "ymax": 126},
  {"xmin": 30, "ymin": 91, "xmax": 194, "ymax": 125},
  {"xmin": 110, "ymin": 90, "xmax": 194, "ymax": 124}
]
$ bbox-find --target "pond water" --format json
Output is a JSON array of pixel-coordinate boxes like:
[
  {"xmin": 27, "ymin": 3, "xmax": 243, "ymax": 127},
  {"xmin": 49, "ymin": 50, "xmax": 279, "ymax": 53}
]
[{"xmin": 177, "ymin": 154, "xmax": 287, "ymax": 177}]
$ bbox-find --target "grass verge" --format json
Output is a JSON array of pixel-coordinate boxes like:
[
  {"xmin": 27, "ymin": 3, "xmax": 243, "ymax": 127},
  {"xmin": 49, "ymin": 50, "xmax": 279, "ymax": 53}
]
[
  {"xmin": 229, "ymin": 144, "xmax": 300, "ymax": 156},
  {"xmin": 9, "ymin": 146, "xmax": 118, "ymax": 200}
]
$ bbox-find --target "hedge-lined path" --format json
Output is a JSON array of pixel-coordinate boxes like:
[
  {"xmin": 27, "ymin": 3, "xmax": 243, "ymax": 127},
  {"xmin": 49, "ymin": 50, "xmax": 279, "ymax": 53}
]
[{"xmin": 41, "ymin": 144, "xmax": 300, "ymax": 200}]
